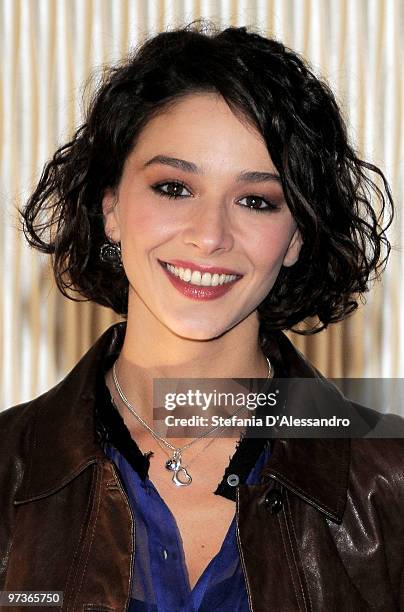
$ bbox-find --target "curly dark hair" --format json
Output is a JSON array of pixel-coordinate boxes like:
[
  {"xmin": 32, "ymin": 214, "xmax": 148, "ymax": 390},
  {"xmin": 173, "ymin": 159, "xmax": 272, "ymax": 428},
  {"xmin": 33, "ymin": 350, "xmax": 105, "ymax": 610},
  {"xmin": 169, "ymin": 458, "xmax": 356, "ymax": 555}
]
[{"xmin": 20, "ymin": 20, "xmax": 393, "ymax": 334}]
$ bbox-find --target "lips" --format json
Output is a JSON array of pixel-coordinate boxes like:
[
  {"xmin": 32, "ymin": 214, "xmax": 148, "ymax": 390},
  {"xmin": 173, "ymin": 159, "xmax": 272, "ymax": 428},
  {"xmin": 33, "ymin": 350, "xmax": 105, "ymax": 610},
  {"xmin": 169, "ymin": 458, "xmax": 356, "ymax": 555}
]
[{"xmin": 159, "ymin": 260, "xmax": 242, "ymax": 300}]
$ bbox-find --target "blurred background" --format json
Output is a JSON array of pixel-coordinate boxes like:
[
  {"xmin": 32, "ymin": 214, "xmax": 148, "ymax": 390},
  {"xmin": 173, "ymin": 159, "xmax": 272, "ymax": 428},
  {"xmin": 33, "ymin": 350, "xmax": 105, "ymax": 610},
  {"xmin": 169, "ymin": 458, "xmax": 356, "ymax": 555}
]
[{"xmin": 0, "ymin": 0, "xmax": 403, "ymax": 410}]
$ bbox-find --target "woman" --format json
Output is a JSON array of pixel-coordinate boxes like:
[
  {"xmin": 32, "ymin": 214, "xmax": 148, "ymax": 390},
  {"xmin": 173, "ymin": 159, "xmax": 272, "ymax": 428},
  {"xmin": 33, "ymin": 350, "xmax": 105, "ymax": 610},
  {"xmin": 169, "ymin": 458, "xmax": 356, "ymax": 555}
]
[{"xmin": 1, "ymin": 21, "xmax": 403, "ymax": 612}]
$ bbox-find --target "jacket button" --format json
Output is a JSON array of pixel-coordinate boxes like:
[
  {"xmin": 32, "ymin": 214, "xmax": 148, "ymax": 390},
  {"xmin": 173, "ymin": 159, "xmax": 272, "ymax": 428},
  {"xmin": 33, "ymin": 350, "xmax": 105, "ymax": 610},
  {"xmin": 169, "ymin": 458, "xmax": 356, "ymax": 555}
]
[{"xmin": 265, "ymin": 489, "xmax": 283, "ymax": 514}]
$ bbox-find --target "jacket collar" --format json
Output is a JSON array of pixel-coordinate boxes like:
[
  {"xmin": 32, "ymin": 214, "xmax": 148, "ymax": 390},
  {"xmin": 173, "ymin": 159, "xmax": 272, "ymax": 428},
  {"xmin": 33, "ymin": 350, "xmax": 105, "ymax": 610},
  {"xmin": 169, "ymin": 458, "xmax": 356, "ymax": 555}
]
[{"xmin": 15, "ymin": 322, "xmax": 350, "ymax": 523}]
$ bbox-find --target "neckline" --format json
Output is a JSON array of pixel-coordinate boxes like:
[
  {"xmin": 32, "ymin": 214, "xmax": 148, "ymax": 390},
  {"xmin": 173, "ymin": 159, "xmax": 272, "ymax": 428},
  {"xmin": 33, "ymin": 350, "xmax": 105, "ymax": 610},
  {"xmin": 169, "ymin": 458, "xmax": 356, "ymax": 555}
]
[{"xmin": 94, "ymin": 362, "xmax": 272, "ymax": 501}]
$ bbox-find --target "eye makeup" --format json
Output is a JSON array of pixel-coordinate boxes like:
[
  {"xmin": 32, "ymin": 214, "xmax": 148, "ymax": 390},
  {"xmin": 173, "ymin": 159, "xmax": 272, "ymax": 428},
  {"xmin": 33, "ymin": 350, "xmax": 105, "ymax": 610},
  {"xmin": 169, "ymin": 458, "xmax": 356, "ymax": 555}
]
[{"xmin": 151, "ymin": 180, "xmax": 282, "ymax": 213}]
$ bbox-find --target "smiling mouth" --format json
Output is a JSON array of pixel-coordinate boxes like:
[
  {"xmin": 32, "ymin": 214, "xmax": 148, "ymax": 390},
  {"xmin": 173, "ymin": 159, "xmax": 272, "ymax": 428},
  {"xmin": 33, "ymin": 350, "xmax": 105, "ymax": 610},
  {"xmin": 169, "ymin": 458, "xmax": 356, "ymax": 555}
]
[{"xmin": 159, "ymin": 260, "xmax": 243, "ymax": 287}]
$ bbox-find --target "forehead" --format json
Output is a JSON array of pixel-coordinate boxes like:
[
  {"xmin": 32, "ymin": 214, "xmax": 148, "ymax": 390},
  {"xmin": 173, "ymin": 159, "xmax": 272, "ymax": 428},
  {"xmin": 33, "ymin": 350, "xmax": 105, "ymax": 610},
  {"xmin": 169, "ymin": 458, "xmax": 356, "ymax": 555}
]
[{"xmin": 128, "ymin": 92, "xmax": 275, "ymax": 172}]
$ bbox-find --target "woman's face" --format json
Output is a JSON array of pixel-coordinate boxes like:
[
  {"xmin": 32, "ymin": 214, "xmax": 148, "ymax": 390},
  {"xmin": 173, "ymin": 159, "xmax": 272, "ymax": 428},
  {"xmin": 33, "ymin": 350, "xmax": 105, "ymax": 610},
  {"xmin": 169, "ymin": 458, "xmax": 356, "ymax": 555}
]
[{"xmin": 103, "ymin": 93, "xmax": 302, "ymax": 340}]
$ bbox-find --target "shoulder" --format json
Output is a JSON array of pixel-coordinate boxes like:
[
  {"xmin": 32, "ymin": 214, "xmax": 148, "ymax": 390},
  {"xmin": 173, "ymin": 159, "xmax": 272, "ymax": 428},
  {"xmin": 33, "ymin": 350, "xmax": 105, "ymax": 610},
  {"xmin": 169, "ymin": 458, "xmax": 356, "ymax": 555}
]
[
  {"xmin": 349, "ymin": 435, "xmax": 404, "ymax": 499},
  {"xmin": 345, "ymin": 402, "xmax": 404, "ymax": 516},
  {"xmin": 348, "ymin": 399, "xmax": 404, "ymax": 460},
  {"xmin": 0, "ymin": 394, "xmax": 49, "ymax": 491},
  {"xmin": 0, "ymin": 399, "xmax": 38, "ymax": 457},
  {"xmin": 0, "ymin": 378, "xmax": 67, "ymax": 446},
  {"xmin": 0, "ymin": 400, "xmax": 39, "ymax": 527},
  {"xmin": 345, "ymin": 396, "xmax": 404, "ymax": 482},
  {"xmin": 0, "ymin": 322, "xmax": 124, "ymax": 454}
]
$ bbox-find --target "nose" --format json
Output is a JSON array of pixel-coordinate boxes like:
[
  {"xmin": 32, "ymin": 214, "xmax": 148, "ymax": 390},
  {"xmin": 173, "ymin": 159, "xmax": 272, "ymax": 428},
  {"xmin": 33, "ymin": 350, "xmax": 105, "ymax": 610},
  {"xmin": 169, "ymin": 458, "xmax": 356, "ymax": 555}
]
[{"xmin": 181, "ymin": 196, "xmax": 234, "ymax": 255}]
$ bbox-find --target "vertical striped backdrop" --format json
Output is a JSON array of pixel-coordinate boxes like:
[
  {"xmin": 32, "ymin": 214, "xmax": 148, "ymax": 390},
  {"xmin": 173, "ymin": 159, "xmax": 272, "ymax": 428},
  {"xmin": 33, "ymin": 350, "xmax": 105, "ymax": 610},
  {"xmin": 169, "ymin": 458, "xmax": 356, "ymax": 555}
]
[{"xmin": 0, "ymin": 0, "xmax": 403, "ymax": 409}]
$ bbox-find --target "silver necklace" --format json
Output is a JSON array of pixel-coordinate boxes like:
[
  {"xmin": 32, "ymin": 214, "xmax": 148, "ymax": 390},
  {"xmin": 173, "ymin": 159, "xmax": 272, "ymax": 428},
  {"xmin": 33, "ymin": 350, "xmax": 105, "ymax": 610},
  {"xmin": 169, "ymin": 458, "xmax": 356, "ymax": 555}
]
[{"xmin": 112, "ymin": 357, "xmax": 273, "ymax": 487}]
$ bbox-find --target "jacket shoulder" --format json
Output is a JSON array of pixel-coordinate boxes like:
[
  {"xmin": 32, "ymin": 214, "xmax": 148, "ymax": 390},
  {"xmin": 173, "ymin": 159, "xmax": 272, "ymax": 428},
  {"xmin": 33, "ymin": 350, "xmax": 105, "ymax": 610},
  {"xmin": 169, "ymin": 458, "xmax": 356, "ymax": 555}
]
[
  {"xmin": 346, "ymin": 403, "xmax": 404, "ymax": 519},
  {"xmin": 0, "ymin": 382, "xmax": 65, "ymax": 479},
  {"xmin": 350, "ymin": 434, "xmax": 404, "ymax": 485},
  {"xmin": 0, "ymin": 400, "xmax": 40, "ymax": 581},
  {"xmin": 0, "ymin": 397, "xmax": 45, "ymax": 499},
  {"xmin": 0, "ymin": 400, "xmax": 38, "ymax": 456},
  {"xmin": 0, "ymin": 383, "xmax": 62, "ymax": 443},
  {"xmin": 349, "ymin": 399, "xmax": 404, "ymax": 474}
]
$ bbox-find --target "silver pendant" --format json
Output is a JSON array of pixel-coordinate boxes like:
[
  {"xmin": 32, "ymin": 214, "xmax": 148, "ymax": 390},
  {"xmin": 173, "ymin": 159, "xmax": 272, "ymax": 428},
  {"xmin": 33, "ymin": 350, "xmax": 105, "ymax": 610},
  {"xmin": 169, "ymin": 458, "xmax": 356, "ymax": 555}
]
[{"xmin": 165, "ymin": 450, "xmax": 192, "ymax": 487}]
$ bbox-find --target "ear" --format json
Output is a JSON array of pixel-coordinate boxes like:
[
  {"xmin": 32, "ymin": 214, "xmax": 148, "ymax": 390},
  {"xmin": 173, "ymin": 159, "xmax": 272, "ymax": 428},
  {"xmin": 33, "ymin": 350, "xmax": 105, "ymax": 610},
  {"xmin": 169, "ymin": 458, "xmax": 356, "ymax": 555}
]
[
  {"xmin": 282, "ymin": 227, "xmax": 303, "ymax": 267},
  {"xmin": 102, "ymin": 189, "xmax": 120, "ymax": 242}
]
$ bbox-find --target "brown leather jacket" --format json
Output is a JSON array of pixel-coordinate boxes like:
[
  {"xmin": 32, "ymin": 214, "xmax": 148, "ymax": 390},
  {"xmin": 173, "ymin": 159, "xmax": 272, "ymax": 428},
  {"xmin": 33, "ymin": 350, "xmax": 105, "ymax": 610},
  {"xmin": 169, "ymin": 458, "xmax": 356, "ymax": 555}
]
[{"xmin": 1, "ymin": 323, "xmax": 404, "ymax": 611}]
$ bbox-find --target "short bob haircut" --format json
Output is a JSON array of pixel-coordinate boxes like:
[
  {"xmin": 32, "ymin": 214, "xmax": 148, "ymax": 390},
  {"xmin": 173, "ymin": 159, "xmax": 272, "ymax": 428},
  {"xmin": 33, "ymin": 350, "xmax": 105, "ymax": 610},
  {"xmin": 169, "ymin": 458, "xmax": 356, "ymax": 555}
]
[{"xmin": 21, "ymin": 20, "xmax": 393, "ymax": 335}]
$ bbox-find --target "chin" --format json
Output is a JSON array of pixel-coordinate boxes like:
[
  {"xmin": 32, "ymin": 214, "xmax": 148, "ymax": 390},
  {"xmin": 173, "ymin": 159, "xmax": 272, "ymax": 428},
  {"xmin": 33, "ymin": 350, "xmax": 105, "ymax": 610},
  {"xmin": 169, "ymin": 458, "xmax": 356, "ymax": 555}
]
[
  {"xmin": 172, "ymin": 328, "xmax": 224, "ymax": 342},
  {"xmin": 166, "ymin": 317, "xmax": 241, "ymax": 342}
]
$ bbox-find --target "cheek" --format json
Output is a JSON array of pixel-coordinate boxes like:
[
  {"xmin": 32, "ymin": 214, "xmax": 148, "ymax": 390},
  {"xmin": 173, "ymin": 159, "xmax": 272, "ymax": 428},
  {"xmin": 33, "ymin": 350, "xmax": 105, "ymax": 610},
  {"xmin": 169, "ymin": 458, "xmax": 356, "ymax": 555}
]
[
  {"xmin": 123, "ymin": 179, "xmax": 191, "ymax": 231},
  {"xmin": 252, "ymin": 225, "xmax": 294, "ymax": 270},
  {"xmin": 121, "ymin": 196, "xmax": 174, "ymax": 246}
]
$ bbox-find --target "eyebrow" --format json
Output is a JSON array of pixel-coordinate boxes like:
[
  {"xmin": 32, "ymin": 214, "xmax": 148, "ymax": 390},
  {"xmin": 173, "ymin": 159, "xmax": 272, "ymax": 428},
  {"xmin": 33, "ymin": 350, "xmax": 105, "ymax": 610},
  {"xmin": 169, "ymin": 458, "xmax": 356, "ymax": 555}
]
[{"xmin": 143, "ymin": 155, "xmax": 282, "ymax": 184}]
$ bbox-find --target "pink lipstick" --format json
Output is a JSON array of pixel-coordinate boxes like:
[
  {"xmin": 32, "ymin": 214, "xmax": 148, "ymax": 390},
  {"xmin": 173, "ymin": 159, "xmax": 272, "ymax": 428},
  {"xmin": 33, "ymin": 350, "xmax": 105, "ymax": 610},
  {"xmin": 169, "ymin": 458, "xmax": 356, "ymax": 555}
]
[{"xmin": 158, "ymin": 260, "xmax": 243, "ymax": 301}]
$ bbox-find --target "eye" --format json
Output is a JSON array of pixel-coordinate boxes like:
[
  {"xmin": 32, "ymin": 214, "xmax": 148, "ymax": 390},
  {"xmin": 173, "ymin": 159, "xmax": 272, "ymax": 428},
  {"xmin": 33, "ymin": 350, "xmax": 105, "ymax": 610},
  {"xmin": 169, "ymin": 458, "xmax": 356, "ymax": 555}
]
[
  {"xmin": 151, "ymin": 181, "xmax": 192, "ymax": 199},
  {"xmin": 237, "ymin": 195, "xmax": 280, "ymax": 213}
]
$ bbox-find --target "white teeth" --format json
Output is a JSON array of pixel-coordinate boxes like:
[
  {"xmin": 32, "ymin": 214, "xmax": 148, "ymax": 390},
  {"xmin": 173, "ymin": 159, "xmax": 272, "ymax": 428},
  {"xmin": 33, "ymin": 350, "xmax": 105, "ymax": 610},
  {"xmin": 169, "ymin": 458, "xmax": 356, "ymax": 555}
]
[
  {"xmin": 202, "ymin": 272, "xmax": 211, "ymax": 286},
  {"xmin": 210, "ymin": 274, "xmax": 220, "ymax": 286},
  {"xmin": 182, "ymin": 268, "xmax": 191, "ymax": 282},
  {"xmin": 165, "ymin": 263, "xmax": 239, "ymax": 286},
  {"xmin": 191, "ymin": 270, "xmax": 202, "ymax": 285}
]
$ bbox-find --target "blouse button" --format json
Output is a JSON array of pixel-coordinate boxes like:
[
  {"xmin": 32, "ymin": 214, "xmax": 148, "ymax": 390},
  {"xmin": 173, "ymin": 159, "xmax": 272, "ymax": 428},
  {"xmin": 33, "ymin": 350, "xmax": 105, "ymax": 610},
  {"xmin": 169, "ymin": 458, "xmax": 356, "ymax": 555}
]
[
  {"xmin": 162, "ymin": 548, "xmax": 168, "ymax": 560},
  {"xmin": 227, "ymin": 474, "xmax": 240, "ymax": 487}
]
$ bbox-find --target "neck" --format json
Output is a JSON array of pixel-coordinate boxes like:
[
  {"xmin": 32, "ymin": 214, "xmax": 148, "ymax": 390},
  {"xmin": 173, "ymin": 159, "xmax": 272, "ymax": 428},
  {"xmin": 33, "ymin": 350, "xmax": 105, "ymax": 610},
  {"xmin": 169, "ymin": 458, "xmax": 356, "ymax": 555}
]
[
  {"xmin": 105, "ymin": 301, "xmax": 269, "ymax": 429},
  {"xmin": 122, "ymin": 295, "xmax": 267, "ymax": 375}
]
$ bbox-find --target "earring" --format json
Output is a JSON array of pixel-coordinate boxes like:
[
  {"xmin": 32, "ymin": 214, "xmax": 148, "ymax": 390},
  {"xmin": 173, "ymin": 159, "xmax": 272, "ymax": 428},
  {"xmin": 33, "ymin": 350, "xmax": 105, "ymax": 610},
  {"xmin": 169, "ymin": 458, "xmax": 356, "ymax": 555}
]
[{"xmin": 100, "ymin": 235, "xmax": 123, "ymax": 269}]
